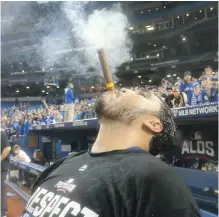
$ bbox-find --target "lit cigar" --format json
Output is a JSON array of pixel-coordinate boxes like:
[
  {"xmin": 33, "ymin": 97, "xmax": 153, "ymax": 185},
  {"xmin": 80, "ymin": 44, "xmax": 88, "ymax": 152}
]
[{"xmin": 97, "ymin": 48, "xmax": 115, "ymax": 91}]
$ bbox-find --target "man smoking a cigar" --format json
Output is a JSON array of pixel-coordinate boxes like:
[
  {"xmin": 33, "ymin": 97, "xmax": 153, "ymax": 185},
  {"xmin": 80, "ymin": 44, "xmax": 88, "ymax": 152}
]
[{"xmin": 22, "ymin": 88, "xmax": 201, "ymax": 217}]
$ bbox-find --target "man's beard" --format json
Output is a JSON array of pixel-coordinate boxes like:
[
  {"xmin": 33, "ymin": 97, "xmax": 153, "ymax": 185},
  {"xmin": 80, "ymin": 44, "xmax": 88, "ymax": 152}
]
[
  {"xmin": 94, "ymin": 95, "xmax": 141, "ymax": 125},
  {"xmin": 94, "ymin": 96, "xmax": 122, "ymax": 122}
]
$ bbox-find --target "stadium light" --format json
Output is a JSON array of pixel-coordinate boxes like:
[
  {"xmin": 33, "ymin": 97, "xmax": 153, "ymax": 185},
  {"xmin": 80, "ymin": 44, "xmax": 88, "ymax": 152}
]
[
  {"xmin": 154, "ymin": 44, "xmax": 156, "ymax": 47},
  {"xmin": 157, "ymin": 54, "xmax": 160, "ymax": 57},
  {"xmin": 16, "ymin": 90, "xmax": 19, "ymax": 93},
  {"xmin": 199, "ymin": 10, "xmax": 202, "ymax": 13},
  {"xmin": 173, "ymin": 74, "xmax": 176, "ymax": 76},
  {"xmin": 177, "ymin": 16, "xmax": 180, "ymax": 19},
  {"xmin": 42, "ymin": 68, "xmax": 45, "ymax": 71},
  {"xmin": 182, "ymin": 37, "xmax": 186, "ymax": 41},
  {"xmin": 138, "ymin": 76, "xmax": 141, "ymax": 78},
  {"xmin": 186, "ymin": 13, "xmax": 189, "ymax": 16},
  {"xmin": 22, "ymin": 70, "xmax": 24, "ymax": 72},
  {"xmin": 147, "ymin": 55, "xmax": 149, "ymax": 58},
  {"xmin": 147, "ymin": 26, "xmax": 154, "ymax": 31},
  {"xmin": 149, "ymin": 80, "xmax": 152, "ymax": 83},
  {"xmin": 26, "ymin": 86, "xmax": 30, "ymax": 89},
  {"xmin": 42, "ymin": 90, "xmax": 45, "ymax": 93},
  {"xmin": 210, "ymin": 7, "xmax": 213, "ymax": 10},
  {"xmin": 141, "ymin": 11, "xmax": 143, "ymax": 14}
]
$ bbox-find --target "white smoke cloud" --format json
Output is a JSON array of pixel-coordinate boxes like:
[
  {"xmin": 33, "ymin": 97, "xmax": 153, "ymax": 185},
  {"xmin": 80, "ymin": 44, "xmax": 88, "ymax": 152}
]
[
  {"xmin": 39, "ymin": 29, "xmax": 71, "ymax": 67},
  {"xmin": 62, "ymin": 2, "xmax": 132, "ymax": 74},
  {"xmin": 2, "ymin": 1, "xmax": 132, "ymax": 78}
]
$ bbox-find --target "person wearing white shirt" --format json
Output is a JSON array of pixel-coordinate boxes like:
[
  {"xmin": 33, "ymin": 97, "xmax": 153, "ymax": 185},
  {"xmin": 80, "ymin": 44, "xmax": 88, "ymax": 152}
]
[{"xmin": 12, "ymin": 145, "xmax": 31, "ymax": 162}]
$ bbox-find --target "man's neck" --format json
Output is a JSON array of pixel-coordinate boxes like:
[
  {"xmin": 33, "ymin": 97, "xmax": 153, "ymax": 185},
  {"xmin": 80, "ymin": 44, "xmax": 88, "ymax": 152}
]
[{"xmin": 91, "ymin": 122, "xmax": 150, "ymax": 153}]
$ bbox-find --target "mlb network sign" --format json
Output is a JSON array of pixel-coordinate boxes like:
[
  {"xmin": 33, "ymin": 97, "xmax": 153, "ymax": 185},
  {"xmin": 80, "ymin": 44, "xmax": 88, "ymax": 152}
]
[{"xmin": 175, "ymin": 104, "xmax": 218, "ymax": 117}]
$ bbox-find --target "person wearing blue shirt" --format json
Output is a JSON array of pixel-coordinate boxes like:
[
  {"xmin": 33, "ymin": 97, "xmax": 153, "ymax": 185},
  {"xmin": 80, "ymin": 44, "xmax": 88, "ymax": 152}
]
[
  {"xmin": 75, "ymin": 110, "xmax": 82, "ymax": 120},
  {"xmin": 64, "ymin": 83, "xmax": 75, "ymax": 122},
  {"xmin": 17, "ymin": 120, "xmax": 24, "ymax": 135},
  {"xmin": 199, "ymin": 66, "xmax": 218, "ymax": 103},
  {"xmin": 209, "ymin": 86, "xmax": 218, "ymax": 103},
  {"xmin": 188, "ymin": 84, "xmax": 209, "ymax": 106},
  {"xmin": 179, "ymin": 71, "xmax": 195, "ymax": 101},
  {"xmin": 12, "ymin": 120, "xmax": 19, "ymax": 133},
  {"xmin": 45, "ymin": 116, "xmax": 55, "ymax": 124},
  {"xmin": 23, "ymin": 117, "xmax": 32, "ymax": 135}
]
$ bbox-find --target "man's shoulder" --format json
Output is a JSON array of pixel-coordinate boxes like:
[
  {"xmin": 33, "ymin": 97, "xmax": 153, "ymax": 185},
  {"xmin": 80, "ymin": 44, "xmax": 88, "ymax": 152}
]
[{"xmin": 114, "ymin": 151, "xmax": 173, "ymax": 176}]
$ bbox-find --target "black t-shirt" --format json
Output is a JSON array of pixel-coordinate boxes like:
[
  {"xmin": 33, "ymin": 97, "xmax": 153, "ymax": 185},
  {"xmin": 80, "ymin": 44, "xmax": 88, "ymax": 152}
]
[
  {"xmin": 22, "ymin": 149, "xmax": 201, "ymax": 217},
  {"xmin": 1, "ymin": 130, "xmax": 10, "ymax": 172},
  {"xmin": 165, "ymin": 95, "xmax": 174, "ymax": 108}
]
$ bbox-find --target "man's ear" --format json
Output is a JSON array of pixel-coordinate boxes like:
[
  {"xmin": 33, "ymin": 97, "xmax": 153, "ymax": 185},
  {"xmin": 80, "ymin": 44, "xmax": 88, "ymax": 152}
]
[{"xmin": 142, "ymin": 119, "xmax": 163, "ymax": 134}]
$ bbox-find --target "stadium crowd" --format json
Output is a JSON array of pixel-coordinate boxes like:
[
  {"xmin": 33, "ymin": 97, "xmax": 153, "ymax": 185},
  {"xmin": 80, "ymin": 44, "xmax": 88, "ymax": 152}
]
[{"xmin": 1, "ymin": 65, "xmax": 218, "ymax": 136}]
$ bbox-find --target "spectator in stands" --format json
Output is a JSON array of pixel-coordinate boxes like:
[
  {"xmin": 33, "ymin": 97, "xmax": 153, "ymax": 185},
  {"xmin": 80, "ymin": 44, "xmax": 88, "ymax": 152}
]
[
  {"xmin": 201, "ymin": 67, "xmax": 218, "ymax": 103},
  {"xmin": 32, "ymin": 149, "xmax": 46, "ymax": 166},
  {"xmin": 207, "ymin": 80, "xmax": 218, "ymax": 103},
  {"xmin": 161, "ymin": 79, "xmax": 172, "ymax": 91},
  {"xmin": 53, "ymin": 110, "xmax": 63, "ymax": 123},
  {"xmin": 59, "ymin": 104, "xmax": 65, "ymax": 117},
  {"xmin": 64, "ymin": 82, "xmax": 75, "ymax": 122},
  {"xmin": 17, "ymin": 119, "xmax": 24, "ymax": 135},
  {"xmin": 179, "ymin": 71, "xmax": 195, "ymax": 100},
  {"xmin": 188, "ymin": 83, "xmax": 209, "ymax": 106},
  {"xmin": 80, "ymin": 106, "xmax": 87, "ymax": 119},
  {"xmin": 23, "ymin": 115, "xmax": 32, "ymax": 135},
  {"xmin": 172, "ymin": 86, "xmax": 187, "ymax": 107},
  {"xmin": 1, "ymin": 116, "xmax": 8, "ymax": 129},
  {"xmin": 204, "ymin": 65, "xmax": 216, "ymax": 80},
  {"xmin": 75, "ymin": 109, "xmax": 82, "ymax": 120},
  {"xmin": 165, "ymin": 87, "xmax": 174, "ymax": 108},
  {"xmin": 1, "ymin": 128, "xmax": 11, "ymax": 217},
  {"xmin": 157, "ymin": 85, "xmax": 167, "ymax": 99},
  {"xmin": 87, "ymin": 105, "xmax": 96, "ymax": 118},
  {"xmin": 12, "ymin": 145, "xmax": 31, "ymax": 162}
]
